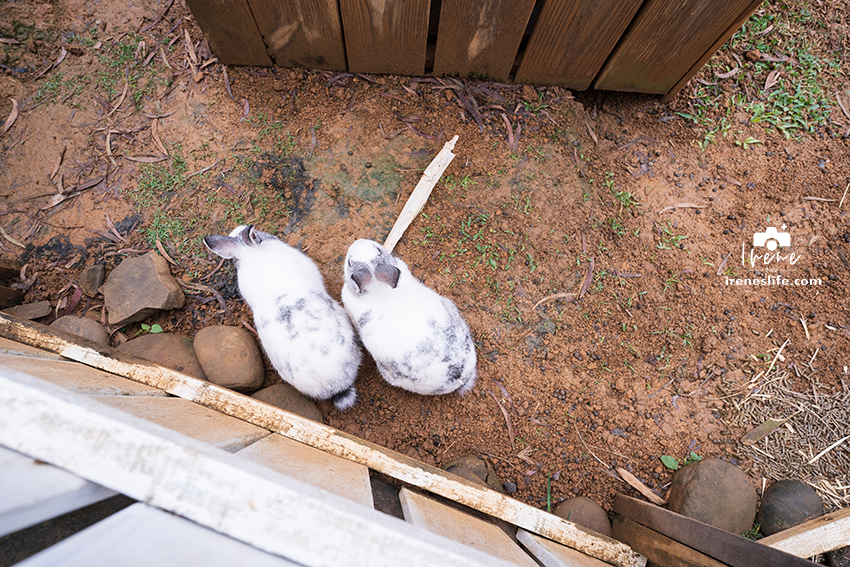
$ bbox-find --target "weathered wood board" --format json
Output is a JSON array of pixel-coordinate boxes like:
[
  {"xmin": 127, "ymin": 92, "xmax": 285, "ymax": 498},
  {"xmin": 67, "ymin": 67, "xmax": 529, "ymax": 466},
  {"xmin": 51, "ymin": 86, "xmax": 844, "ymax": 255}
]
[
  {"xmin": 184, "ymin": 0, "xmax": 272, "ymax": 66},
  {"xmin": 595, "ymin": 0, "xmax": 760, "ymax": 94},
  {"xmin": 248, "ymin": 0, "xmax": 346, "ymax": 70},
  {"xmin": 237, "ymin": 433, "xmax": 374, "ymax": 507},
  {"xmin": 612, "ymin": 515, "xmax": 726, "ymax": 567},
  {"xmin": 0, "ymin": 446, "xmax": 117, "ymax": 538},
  {"xmin": 94, "ymin": 396, "xmax": 270, "ymax": 452},
  {"xmin": 0, "ymin": 313, "xmax": 644, "ymax": 567},
  {"xmin": 515, "ymin": 0, "xmax": 643, "ymax": 90},
  {"xmin": 433, "ymin": 0, "xmax": 536, "ymax": 82},
  {"xmin": 759, "ymin": 507, "xmax": 850, "ymax": 558},
  {"xmin": 399, "ymin": 488, "xmax": 538, "ymax": 567},
  {"xmin": 517, "ymin": 529, "xmax": 614, "ymax": 567},
  {"xmin": 0, "ymin": 369, "xmax": 524, "ymax": 567},
  {"xmin": 339, "ymin": 0, "xmax": 430, "ymax": 75},
  {"xmin": 19, "ymin": 503, "xmax": 303, "ymax": 567}
]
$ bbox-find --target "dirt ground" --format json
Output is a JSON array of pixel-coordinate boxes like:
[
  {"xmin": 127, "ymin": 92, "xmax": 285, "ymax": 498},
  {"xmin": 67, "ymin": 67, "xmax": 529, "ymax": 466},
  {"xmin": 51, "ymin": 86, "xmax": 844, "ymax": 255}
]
[{"xmin": 1, "ymin": 0, "xmax": 848, "ymax": 516}]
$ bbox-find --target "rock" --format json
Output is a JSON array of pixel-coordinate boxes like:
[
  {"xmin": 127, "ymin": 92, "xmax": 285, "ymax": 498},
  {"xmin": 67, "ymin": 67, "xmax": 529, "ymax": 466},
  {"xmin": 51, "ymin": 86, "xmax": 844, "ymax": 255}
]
[
  {"xmin": 103, "ymin": 252, "xmax": 184, "ymax": 327},
  {"xmin": 444, "ymin": 456, "xmax": 505, "ymax": 494},
  {"xmin": 50, "ymin": 315, "xmax": 110, "ymax": 345},
  {"xmin": 0, "ymin": 286, "xmax": 24, "ymax": 309},
  {"xmin": 3, "ymin": 300, "xmax": 51, "ymax": 320},
  {"xmin": 503, "ymin": 481, "xmax": 517, "ymax": 494},
  {"xmin": 252, "ymin": 381, "xmax": 323, "ymax": 423},
  {"xmin": 78, "ymin": 264, "xmax": 105, "ymax": 296},
  {"xmin": 194, "ymin": 325, "xmax": 264, "ymax": 392},
  {"xmin": 758, "ymin": 479, "xmax": 823, "ymax": 536},
  {"xmin": 667, "ymin": 458, "xmax": 757, "ymax": 535},
  {"xmin": 118, "ymin": 333, "xmax": 206, "ymax": 380},
  {"xmin": 521, "ymin": 84, "xmax": 537, "ymax": 103},
  {"xmin": 553, "ymin": 497, "xmax": 613, "ymax": 537}
]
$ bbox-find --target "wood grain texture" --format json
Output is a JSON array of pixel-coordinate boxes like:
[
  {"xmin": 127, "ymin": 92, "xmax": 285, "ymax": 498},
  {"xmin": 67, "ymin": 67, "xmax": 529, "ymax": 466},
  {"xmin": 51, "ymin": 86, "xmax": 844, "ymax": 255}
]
[
  {"xmin": 184, "ymin": 0, "xmax": 272, "ymax": 66},
  {"xmin": 661, "ymin": 0, "xmax": 763, "ymax": 101},
  {"xmin": 17, "ymin": 504, "xmax": 300, "ymax": 567},
  {"xmin": 0, "ymin": 446, "xmax": 116, "ymax": 537},
  {"xmin": 612, "ymin": 515, "xmax": 726, "ymax": 567},
  {"xmin": 0, "ymin": 372, "xmax": 519, "ymax": 567},
  {"xmin": 248, "ymin": 0, "xmax": 346, "ymax": 70},
  {"xmin": 514, "ymin": 0, "xmax": 643, "ymax": 90},
  {"xmin": 516, "ymin": 529, "xmax": 613, "ymax": 567},
  {"xmin": 759, "ymin": 507, "xmax": 850, "ymax": 558},
  {"xmin": 595, "ymin": 0, "xmax": 758, "ymax": 94},
  {"xmin": 339, "ymin": 0, "xmax": 430, "ymax": 75},
  {"xmin": 0, "ymin": 313, "xmax": 644, "ymax": 567},
  {"xmin": 433, "ymin": 0, "xmax": 536, "ymax": 82}
]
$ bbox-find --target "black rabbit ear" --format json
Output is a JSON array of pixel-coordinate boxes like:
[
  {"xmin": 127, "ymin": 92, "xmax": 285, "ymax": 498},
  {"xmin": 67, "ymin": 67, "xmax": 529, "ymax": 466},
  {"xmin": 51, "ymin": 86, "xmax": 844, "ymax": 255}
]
[
  {"xmin": 350, "ymin": 266, "xmax": 372, "ymax": 294},
  {"xmin": 375, "ymin": 262, "xmax": 400, "ymax": 289}
]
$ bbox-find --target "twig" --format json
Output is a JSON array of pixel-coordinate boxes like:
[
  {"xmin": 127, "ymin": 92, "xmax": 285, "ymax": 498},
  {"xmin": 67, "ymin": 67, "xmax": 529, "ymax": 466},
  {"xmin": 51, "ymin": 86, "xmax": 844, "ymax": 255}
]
[
  {"xmin": 488, "ymin": 390, "xmax": 515, "ymax": 450},
  {"xmin": 579, "ymin": 257, "xmax": 595, "ymax": 298},
  {"xmin": 572, "ymin": 422, "xmax": 608, "ymax": 468},
  {"xmin": 616, "ymin": 467, "xmax": 666, "ymax": 505},
  {"xmin": 808, "ymin": 435, "xmax": 850, "ymax": 465},
  {"xmin": 2, "ymin": 98, "xmax": 18, "ymax": 134},
  {"xmin": 839, "ymin": 181, "xmax": 849, "ymax": 209},
  {"xmin": 533, "ymin": 293, "xmax": 576, "ymax": 311},
  {"xmin": 658, "ymin": 203, "xmax": 700, "ymax": 214}
]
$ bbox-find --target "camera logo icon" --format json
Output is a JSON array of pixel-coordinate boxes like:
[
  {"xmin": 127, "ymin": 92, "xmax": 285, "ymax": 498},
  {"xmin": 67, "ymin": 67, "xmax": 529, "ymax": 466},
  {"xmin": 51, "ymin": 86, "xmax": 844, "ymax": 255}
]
[{"xmin": 753, "ymin": 226, "xmax": 791, "ymax": 251}]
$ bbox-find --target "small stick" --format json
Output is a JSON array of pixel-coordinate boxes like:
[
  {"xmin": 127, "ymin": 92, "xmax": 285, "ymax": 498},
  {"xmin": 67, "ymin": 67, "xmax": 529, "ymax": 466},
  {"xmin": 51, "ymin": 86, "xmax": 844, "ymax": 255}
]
[
  {"xmin": 800, "ymin": 317, "xmax": 810, "ymax": 340},
  {"xmin": 767, "ymin": 339, "xmax": 790, "ymax": 375},
  {"xmin": 155, "ymin": 239, "xmax": 178, "ymax": 266},
  {"xmin": 383, "ymin": 135, "xmax": 458, "ymax": 253},
  {"xmin": 658, "ymin": 203, "xmax": 700, "ymax": 214},
  {"xmin": 839, "ymin": 181, "xmax": 849, "ymax": 209},
  {"xmin": 2, "ymin": 98, "xmax": 19, "ymax": 134},
  {"xmin": 488, "ymin": 390, "xmax": 515, "ymax": 450},
  {"xmin": 532, "ymin": 293, "xmax": 576, "ymax": 311},
  {"xmin": 616, "ymin": 467, "xmax": 666, "ymax": 505},
  {"xmin": 808, "ymin": 435, "xmax": 850, "ymax": 465}
]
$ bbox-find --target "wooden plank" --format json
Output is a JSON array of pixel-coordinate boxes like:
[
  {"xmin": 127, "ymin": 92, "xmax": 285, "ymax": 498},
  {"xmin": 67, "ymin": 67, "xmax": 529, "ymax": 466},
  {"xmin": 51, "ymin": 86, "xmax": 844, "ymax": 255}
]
[
  {"xmin": 612, "ymin": 515, "xmax": 726, "ymax": 567},
  {"xmin": 516, "ymin": 529, "xmax": 613, "ymax": 567},
  {"xmin": 0, "ymin": 354, "xmax": 169, "ymax": 396},
  {"xmin": 94, "ymin": 396, "xmax": 270, "ymax": 452},
  {"xmin": 0, "ymin": 446, "xmax": 116, "ymax": 537},
  {"xmin": 0, "ymin": 336, "xmax": 63, "ymax": 360},
  {"xmin": 661, "ymin": 0, "xmax": 763, "ymax": 102},
  {"xmin": 432, "ymin": 0, "xmax": 536, "ymax": 82},
  {"xmin": 759, "ymin": 507, "xmax": 850, "ymax": 558},
  {"xmin": 595, "ymin": 0, "xmax": 758, "ymax": 94},
  {"xmin": 338, "ymin": 0, "xmax": 430, "ymax": 75},
  {"xmin": 237, "ymin": 434, "xmax": 374, "ymax": 507},
  {"xmin": 184, "ymin": 0, "xmax": 272, "ymax": 66},
  {"xmin": 0, "ymin": 370, "xmax": 522, "ymax": 567},
  {"xmin": 20, "ymin": 503, "xmax": 302, "ymax": 567},
  {"xmin": 399, "ymin": 488, "xmax": 539, "ymax": 567},
  {"xmin": 614, "ymin": 495, "xmax": 817, "ymax": 567},
  {"xmin": 248, "ymin": 0, "xmax": 346, "ymax": 70},
  {"xmin": 514, "ymin": 0, "xmax": 643, "ymax": 90},
  {"xmin": 0, "ymin": 313, "xmax": 643, "ymax": 567}
]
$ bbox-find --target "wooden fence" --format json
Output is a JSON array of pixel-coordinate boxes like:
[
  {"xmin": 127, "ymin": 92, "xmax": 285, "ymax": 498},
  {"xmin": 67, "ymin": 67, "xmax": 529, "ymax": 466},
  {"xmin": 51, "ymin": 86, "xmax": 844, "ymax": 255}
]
[{"xmin": 186, "ymin": 0, "xmax": 763, "ymax": 100}]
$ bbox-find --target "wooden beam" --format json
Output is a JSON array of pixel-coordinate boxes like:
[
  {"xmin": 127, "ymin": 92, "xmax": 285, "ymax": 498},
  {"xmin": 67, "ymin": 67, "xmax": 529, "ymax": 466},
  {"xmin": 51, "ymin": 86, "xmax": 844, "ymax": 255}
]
[
  {"xmin": 612, "ymin": 515, "xmax": 727, "ymax": 567},
  {"xmin": 338, "ymin": 0, "xmax": 430, "ymax": 75},
  {"xmin": 759, "ymin": 507, "xmax": 850, "ymax": 558},
  {"xmin": 247, "ymin": 0, "xmax": 346, "ymax": 70},
  {"xmin": 0, "ymin": 370, "xmax": 518, "ymax": 567},
  {"xmin": 432, "ymin": 0, "xmax": 536, "ymax": 82},
  {"xmin": 0, "ymin": 313, "xmax": 644, "ymax": 567},
  {"xmin": 661, "ymin": 0, "xmax": 763, "ymax": 102},
  {"xmin": 184, "ymin": 0, "xmax": 272, "ymax": 66}
]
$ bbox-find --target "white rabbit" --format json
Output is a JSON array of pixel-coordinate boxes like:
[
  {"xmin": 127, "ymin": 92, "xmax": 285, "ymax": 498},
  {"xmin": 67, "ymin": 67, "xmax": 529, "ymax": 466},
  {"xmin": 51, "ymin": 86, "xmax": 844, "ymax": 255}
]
[
  {"xmin": 341, "ymin": 239, "xmax": 477, "ymax": 396},
  {"xmin": 204, "ymin": 225, "xmax": 361, "ymax": 410}
]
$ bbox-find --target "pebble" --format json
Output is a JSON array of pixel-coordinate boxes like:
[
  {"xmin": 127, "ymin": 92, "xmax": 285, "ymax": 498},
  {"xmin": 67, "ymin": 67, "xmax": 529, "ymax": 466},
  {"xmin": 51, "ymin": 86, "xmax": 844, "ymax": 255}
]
[
  {"xmin": 252, "ymin": 382, "xmax": 323, "ymax": 422},
  {"xmin": 103, "ymin": 252, "xmax": 185, "ymax": 327},
  {"xmin": 194, "ymin": 325, "xmax": 264, "ymax": 392},
  {"xmin": 553, "ymin": 496, "xmax": 612, "ymax": 536},
  {"xmin": 3, "ymin": 301, "xmax": 51, "ymax": 320},
  {"xmin": 119, "ymin": 333, "xmax": 207, "ymax": 380},
  {"xmin": 50, "ymin": 315, "xmax": 110, "ymax": 345}
]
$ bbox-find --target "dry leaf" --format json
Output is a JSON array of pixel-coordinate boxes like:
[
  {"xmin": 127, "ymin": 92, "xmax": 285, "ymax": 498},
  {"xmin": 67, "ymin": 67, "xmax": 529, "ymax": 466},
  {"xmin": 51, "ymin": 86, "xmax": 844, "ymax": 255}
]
[
  {"xmin": 2, "ymin": 98, "xmax": 18, "ymax": 134},
  {"xmin": 763, "ymin": 69, "xmax": 781, "ymax": 92}
]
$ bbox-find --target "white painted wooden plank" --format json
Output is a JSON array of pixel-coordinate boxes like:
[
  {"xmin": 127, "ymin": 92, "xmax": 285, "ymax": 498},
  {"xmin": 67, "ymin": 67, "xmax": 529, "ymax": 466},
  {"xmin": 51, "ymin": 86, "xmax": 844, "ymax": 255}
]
[
  {"xmin": 94, "ymin": 396, "xmax": 270, "ymax": 452},
  {"xmin": 237, "ymin": 434, "xmax": 374, "ymax": 507},
  {"xmin": 760, "ymin": 506, "xmax": 850, "ymax": 558},
  {"xmin": 0, "ymin": 446, "xmax": 116, "ymax": 537},
  {"xmin": 0, "ymin": 354, "xmax": 169, "ymax": 396},
  {"xmin": 0, "ymin": 336, "xmax": 63, "ymax": 360},
  {"xmin": 399, "ymin": 488, "xmax": 539, "ymax": 567},
  {"xmin": 18, "ymin": 503, "xmax": 300, "ymax": 567},
  {"xmin": 0, "ymin": 369, "xmax": 521, "ymax": 567},
  {"xmin": 0, "ymin": 313, "xmax": 643, "ymax": 567},
  {"xmin": 517, "ymin": 529, "xmax": 612, "ymax": 567}
]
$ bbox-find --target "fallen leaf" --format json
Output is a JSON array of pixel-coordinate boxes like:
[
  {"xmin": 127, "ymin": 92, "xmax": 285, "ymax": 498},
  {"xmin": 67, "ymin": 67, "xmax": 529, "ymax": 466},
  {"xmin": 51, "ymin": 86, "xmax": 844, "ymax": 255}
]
[
  {"xmin": 763, "ymin": 69, "xmax": 781, "ymax": 92},
  {"xmin": 2, "ymin": 98, "xmax": 18, "ymax": 134}
]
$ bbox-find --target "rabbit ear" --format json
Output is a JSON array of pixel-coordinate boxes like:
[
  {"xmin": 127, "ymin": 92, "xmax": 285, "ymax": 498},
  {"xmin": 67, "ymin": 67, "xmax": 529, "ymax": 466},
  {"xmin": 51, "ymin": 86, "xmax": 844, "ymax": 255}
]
[
  {"xmin": 350, "ymin": 266, "xmax": 372, "ymax": 294},
  {"xmin": 203, "ymin": 235, "xmax": 241, "ymax": 259},
  {"xmin": 374, "ymin": 262, "xmax": 400, "ymax": 289}
]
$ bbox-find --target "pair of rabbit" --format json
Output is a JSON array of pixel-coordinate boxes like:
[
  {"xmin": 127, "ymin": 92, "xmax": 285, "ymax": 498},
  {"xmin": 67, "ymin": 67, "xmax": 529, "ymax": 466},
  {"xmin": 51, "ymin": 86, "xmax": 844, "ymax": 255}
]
[{"xmin": 204, "ymin": 226, "xmax": 477, "ymax": 410}]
